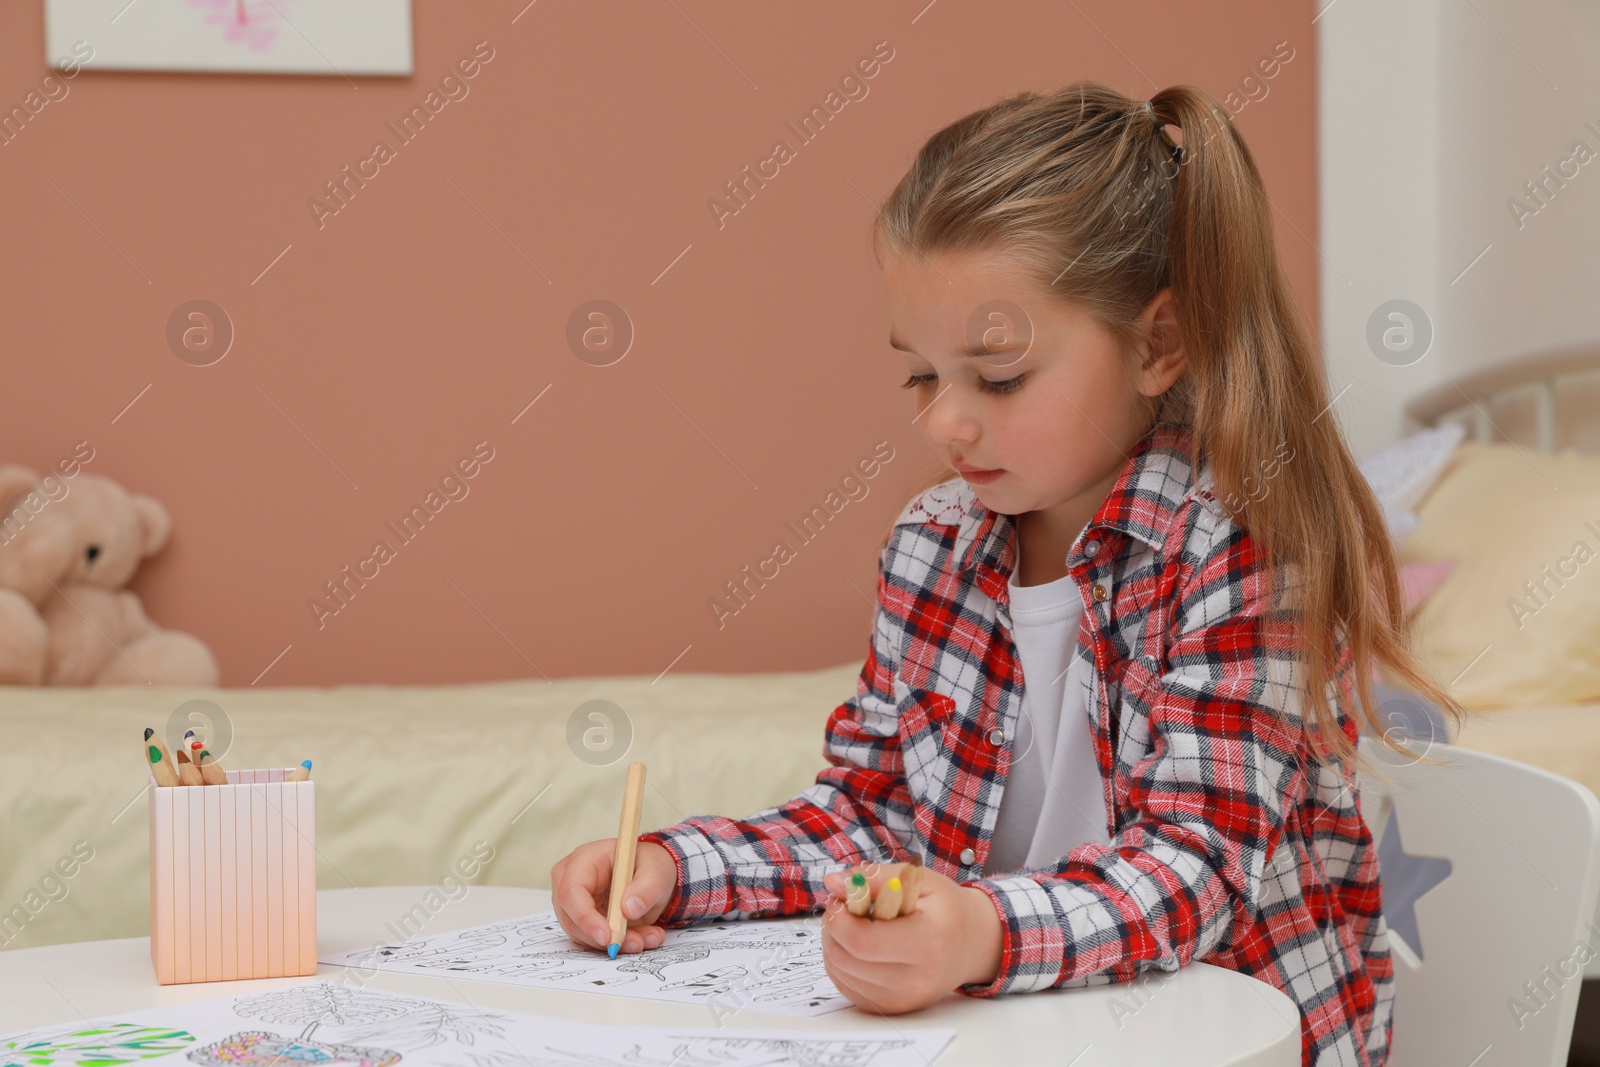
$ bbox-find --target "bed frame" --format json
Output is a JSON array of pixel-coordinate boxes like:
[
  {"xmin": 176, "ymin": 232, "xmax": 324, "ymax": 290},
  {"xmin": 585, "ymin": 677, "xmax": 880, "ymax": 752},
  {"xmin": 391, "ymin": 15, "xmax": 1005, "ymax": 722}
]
[{"xmin": 1402, "ymin": 341, "xmax": 1600, "ymax": 453}]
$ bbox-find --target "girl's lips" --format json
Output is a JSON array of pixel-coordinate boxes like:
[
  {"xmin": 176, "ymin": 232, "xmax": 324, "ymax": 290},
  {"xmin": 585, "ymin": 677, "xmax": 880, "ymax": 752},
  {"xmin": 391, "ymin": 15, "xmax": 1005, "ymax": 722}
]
[{"xmin": 957, "ymin": 467, "xmax": 1003, "ymax": 484}]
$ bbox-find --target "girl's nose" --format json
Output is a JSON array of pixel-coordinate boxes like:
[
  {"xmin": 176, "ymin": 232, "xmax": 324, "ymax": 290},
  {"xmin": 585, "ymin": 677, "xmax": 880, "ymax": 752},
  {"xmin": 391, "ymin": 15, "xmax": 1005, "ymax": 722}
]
[{"xmin": 917, "ymin": 386, "xmax": 979, "ymax": 449}]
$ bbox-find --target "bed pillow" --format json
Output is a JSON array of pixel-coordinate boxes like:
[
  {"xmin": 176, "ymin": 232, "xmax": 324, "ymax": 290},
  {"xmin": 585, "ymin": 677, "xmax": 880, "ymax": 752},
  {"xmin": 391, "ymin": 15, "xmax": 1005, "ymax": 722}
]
[
  {"xmin": 1400, "ymin": 558, "xmax": 1456, "ymax": 614},
  {"xmin": 1397, "ymin": 441, "xmax": 1600, "ymax": 708},
  {"xmin": 1354, "ymin": 427, "xmax": 1463, "ymax": 692},
  {"xmin": 1358, "ymin": 422, "xmax": 1467, "ymax": 546}
]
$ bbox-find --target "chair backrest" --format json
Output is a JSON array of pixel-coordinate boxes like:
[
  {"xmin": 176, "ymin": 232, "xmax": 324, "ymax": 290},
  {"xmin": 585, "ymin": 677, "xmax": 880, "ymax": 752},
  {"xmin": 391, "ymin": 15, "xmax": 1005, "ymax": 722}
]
[{"xmin": 1357, "ymin": 735, "xmax": 1600, "ymax": 1066}]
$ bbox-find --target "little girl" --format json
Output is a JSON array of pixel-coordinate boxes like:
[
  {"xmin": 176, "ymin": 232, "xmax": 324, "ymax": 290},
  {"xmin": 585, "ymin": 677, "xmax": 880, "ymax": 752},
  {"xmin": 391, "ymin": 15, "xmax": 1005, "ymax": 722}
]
[{"xmin": 551, "ymin": 82, "xmax": 1462, "ymax": 1067}]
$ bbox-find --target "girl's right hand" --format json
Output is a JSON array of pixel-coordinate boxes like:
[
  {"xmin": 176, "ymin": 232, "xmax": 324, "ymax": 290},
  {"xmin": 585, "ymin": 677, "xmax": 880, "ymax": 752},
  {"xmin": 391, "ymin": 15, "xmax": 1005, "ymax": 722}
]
[{"xmin": 551, "ymin": 839, "xmax": 677, "ymax": 955}]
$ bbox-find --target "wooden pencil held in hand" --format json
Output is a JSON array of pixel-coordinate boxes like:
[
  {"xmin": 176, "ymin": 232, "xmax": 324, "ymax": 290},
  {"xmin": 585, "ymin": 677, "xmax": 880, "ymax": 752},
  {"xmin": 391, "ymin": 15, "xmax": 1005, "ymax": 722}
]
[
  {"xmin": 147, "ymin": 765, "xmax": 317, "ymax": 984},
  {"xmin": 606, "ymin": 761, "xmax": 647, "ymax": 959}
]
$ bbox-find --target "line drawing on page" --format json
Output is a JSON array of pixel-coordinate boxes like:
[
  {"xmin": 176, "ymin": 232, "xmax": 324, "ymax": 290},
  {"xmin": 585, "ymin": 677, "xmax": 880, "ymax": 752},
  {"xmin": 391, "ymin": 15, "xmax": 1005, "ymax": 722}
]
[{"xmin": 322, "ymin": 910, "xmax": 852, "ymax": 1015}]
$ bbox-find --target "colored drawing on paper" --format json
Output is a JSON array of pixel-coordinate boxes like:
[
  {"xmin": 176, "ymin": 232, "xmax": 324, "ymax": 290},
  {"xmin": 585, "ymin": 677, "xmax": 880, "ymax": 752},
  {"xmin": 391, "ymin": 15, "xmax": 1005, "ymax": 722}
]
[
  {"xmin": 0, "ymin": 984, "xmax": 954, "ymax": 1067},
  {"xmin": 44, "ymin": 0, "xmax": 412, "ymax": 77},
  {"xmin": 188, "ymin": 1031, "xmax": 399, "ymax": 1067},
  {"xmin": 189, "ymin": 1031, "xmax": 400, "ymax": 1067},
  {"xmin": 183, "ymin": 1, "xmax": 296, "ymax": 51},
  {"xmin": 2, "ymin": 1023, "xmax": 195, "ymax": 1067}
]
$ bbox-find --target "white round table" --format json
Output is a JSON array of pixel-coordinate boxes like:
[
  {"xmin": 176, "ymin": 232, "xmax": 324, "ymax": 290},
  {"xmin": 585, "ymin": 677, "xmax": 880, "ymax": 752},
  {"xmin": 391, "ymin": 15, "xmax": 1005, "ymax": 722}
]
[{"xmin": 0, "ymin": 886, "xmax": 1302, "ymax": 1065}]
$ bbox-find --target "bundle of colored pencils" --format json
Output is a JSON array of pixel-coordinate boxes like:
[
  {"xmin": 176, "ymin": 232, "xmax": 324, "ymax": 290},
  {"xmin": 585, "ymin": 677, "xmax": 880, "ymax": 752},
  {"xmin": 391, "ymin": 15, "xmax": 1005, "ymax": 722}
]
[
  {"xmin": 844, "ymin": 854, "xmax": 924, "ymax": 920},
  {"xmin": 141, "ymin": 727, "xmax": 311, "ymax": 787}
]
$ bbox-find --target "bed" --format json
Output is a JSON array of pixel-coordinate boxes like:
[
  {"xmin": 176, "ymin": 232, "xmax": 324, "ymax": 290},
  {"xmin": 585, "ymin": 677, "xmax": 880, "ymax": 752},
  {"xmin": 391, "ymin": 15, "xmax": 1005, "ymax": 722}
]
[
  {"xmin": 1395, "ymin": 341, "xmax": 1600, "ymax": 981},
  {"xmin": 1400, "ymin": 341, "xmax": 1600, "ymax": 782},
  {"xmin": 0, "ymin": 664, "xmax": 855, "ymax": 951}
]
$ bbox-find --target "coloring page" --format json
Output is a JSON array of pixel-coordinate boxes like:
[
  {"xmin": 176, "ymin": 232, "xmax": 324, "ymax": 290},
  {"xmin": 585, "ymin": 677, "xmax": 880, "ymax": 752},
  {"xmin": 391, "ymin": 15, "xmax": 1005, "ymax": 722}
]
[
  {"xmin": 320, "ymin": 910, "xmax": 854, "ymax": 1016},
  {"xmin": 0, "ymin": 982, "xmax": 955, "ymax": 1067}
]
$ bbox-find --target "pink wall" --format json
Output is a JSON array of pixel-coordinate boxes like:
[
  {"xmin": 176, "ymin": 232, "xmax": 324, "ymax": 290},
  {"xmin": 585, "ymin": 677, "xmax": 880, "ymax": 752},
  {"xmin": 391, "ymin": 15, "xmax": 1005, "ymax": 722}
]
[{"xmin": 0, "ymin": 2, "xmax": 1319, "ymax": 685}]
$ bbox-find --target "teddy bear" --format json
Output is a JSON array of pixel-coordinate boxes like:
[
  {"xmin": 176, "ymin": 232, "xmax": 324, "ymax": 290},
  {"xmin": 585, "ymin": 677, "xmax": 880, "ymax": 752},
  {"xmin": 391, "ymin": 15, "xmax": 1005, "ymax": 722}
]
[{"xmin": 0, "ymin": 464, "xmax": 218, "ymax": 685}]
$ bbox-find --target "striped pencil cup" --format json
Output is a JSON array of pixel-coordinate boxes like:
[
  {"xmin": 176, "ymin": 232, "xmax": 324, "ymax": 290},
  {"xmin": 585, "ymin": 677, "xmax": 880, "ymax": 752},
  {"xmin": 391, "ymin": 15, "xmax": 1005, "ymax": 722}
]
[{"xmin": 147, "ymin": 767, "xmax": 317, "ymax": 985}]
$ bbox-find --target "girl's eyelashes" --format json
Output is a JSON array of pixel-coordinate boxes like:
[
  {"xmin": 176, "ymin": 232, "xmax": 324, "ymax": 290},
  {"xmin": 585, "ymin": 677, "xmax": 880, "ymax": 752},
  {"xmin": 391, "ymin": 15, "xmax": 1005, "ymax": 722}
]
[
  {"xmin": 900, "ymin": 371, "xmax": 1028, "ymax": 395},
  {"xmin": 981, "ymin": 373, "xmax": 1028, "ymax": 395}
]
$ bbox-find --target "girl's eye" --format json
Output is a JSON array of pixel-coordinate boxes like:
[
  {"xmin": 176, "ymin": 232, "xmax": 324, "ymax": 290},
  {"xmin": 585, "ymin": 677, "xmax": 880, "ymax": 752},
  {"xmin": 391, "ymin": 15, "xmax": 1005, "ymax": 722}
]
[
  {"xmin": 899, "ymin": 372, "xmax": 1028, "ymax": 395},
  {"xmin": 980, "ymin": 373, "xmax": 1027, "ymax": 395}
]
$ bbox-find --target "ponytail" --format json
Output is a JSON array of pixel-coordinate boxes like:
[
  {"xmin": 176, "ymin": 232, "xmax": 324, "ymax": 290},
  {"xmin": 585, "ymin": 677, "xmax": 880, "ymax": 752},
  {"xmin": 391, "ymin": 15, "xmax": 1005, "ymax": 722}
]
[{"xmin": 873, "ymin": 81, "xmax": 1465, "ymax": 779}]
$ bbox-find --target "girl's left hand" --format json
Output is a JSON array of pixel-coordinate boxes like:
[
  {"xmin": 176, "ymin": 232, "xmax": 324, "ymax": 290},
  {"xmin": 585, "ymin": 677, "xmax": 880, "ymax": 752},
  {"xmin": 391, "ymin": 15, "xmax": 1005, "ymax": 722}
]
[{"xmin": 819, "ymin": 861, "xmax": 1004, "ymax": 1015}]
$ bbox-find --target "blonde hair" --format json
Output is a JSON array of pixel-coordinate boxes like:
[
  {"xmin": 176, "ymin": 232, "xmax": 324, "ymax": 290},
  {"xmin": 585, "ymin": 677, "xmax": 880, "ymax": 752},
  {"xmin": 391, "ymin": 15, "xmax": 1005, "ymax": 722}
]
[{"xmin": 871, "ymin": 81, "xmax": 1464, "ymax": 777}]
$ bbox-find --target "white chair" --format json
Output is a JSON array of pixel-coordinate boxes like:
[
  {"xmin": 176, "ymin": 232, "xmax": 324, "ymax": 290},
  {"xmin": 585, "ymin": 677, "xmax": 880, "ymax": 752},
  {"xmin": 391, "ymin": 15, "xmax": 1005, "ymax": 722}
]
[{"xmin": 1357, "ymin": 734, "xmax": 1600, "ymax": 1066}]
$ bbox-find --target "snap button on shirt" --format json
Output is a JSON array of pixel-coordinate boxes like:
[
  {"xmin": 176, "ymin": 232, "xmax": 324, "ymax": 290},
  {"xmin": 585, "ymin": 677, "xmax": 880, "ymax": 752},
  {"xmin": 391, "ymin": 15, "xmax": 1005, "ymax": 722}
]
[
  {"xmin": 988, "ymin": 727, "xmax": 1005, "ymax": 745},
  {"xmin": 1092, "ymin": 583, "xmax": 1108, "ymax": 602},
  {"xmin": 959, "ymin": 847, "xmax": 977, "ymax": 865},
  {"xmin": 1083, "ymin": 539, "xmax": 1100, "ymax": 558}
]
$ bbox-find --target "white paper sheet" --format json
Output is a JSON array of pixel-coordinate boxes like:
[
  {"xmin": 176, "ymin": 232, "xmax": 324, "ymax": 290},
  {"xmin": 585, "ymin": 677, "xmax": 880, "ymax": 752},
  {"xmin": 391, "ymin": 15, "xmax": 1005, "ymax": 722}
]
[
  {"xmin": 0, "ymin": 982, "xmax": 956, "ymax": 1067},
  {"xmin": 319, "ymin": 910, "xmax": 856, "ymax": 1016}
]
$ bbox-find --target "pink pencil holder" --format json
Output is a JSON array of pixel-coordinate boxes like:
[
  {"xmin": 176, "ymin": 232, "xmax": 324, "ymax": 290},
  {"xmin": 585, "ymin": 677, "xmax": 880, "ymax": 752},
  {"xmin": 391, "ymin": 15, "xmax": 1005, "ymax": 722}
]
[{"xmin": 148, "ymin": 767, "xmax": 317, "ymax": 985}]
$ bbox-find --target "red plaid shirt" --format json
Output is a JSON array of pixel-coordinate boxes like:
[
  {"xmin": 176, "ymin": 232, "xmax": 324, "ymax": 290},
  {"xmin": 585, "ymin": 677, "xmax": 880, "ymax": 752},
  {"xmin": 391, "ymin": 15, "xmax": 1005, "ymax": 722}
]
[{"xmin": 640, "ymin": 421, "xmax": 1394, "ymax": 1066}]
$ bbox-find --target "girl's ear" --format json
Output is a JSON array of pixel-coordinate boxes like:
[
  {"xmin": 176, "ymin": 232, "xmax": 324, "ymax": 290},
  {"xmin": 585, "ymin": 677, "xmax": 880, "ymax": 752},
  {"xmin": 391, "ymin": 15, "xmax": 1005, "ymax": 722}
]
[{"xmin": 1135, "ymin": 287, "xmax": 1187, "ymax": 396}]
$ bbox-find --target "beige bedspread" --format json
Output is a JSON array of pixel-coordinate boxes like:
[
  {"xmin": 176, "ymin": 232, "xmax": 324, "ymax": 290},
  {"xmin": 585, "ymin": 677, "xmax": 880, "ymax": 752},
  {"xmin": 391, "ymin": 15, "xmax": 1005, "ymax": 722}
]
[
  {"xmin": 5, "ymin": 659, "xmax": 1590, "ymax": 955},
  {"xmin": 1451, "ymin": 699, "xmax": 1600, "ymax": 801},
  {"xmin": 0, "ymin": 662, "xmax": 861, "ymax": 950}
]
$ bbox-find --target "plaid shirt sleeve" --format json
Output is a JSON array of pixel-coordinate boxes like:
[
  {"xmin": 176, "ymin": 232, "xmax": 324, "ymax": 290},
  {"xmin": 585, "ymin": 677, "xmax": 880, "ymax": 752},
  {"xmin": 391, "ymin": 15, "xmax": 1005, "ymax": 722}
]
[
  {"xmin": 637, "ymin": 536, "xmax": 914, "ymax": 926},
  {"xmin": 959, "ymin": 503, "xmax": 1311, "ymax": 997}
]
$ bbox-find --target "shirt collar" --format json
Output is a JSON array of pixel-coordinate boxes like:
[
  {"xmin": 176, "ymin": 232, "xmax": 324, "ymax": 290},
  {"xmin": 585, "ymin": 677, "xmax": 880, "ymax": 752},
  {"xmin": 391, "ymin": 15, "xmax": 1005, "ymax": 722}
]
[{"xmin": 956, "ymin": 420, "xmax": 1211, "ymax": 598}]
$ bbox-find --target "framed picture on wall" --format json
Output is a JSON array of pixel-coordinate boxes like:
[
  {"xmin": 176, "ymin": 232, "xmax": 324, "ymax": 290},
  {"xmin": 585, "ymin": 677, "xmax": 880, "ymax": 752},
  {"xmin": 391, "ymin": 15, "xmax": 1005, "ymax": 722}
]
[{"xmin": 45, "ymin": 0, "xmax": 414, "ymax": 76}]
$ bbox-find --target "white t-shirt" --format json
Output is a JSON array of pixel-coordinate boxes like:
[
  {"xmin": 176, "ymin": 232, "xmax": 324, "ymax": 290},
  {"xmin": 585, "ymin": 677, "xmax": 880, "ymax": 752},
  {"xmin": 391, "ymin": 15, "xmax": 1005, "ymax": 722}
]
[{"xmin": 985, "ymin": 541, "xmax": 1111, "ymax": 876}]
